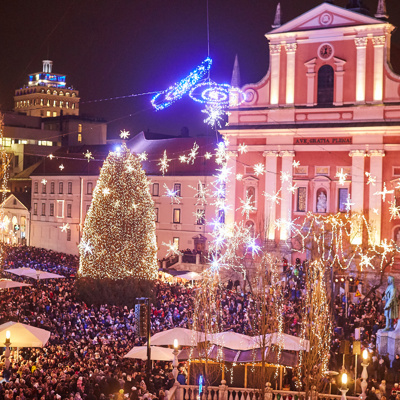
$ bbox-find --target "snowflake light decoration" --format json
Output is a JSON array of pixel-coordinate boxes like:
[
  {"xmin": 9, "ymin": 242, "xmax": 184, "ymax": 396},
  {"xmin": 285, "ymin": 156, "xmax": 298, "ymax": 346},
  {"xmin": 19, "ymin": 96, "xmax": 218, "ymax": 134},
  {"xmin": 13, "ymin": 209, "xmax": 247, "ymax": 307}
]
[
  {"xmin": 138, "ymin": 151, "xmax": 148, "ymax": 161},
  {"xmin": 120, "ymin": 129, "xmax": 130, "ymax": 139},
  {"xmin": 102, "ymin": 188, "xmax": 110, "ymax": 195},
  {"xmin": 179, "ymin": 155, "xmax": 187, "ymax": 163},
  {"xmin": 374, "ymin": 183, "xmax": 394, "ymax": 202},
  {"xmin": 238, "ymin": 143, "xmax": 248, "ymax": 154},
  {"xmin": 359, "ymin": 254, "xmax": 375, "ymax": 270},
  {"xmin": 293, "ymin": 160, "xmax": 300, "ymax": 168},
  {"xmin": 48, "ymin": 154, "xmax": 54, "ymax": 160},
  {"xmin": 163, "ymin": 183, "xmax": 181, "ymax": 204},
  {"xmin": 280, "ymin": 171, "xmax": 291, "ymax": 183},
  {"xmin": 202, "ymin": 103, "xmax": 225, "ymax": 127},
  {"xmin": 158, "ymin": 150, "xmax": 171, "ymax": 176},
  {"xmin": 80, "ymin": 240, "xmax": 93, "ymax": 256},
  {"xmin": 60, "ymin": 223, "xmax": 70, "ymax": 232},
  {"xmin": 344, "ymin": 194, "xmax": 355, "ymax": 213},
  {"xmin": 365, "ymin": 172, "xmax": 376, "ymax": 186},
  {"xmin": 59, "ymin": 164, "xmax": 65, "ymax": 171},
  {"xmin": 162, "ymin": 241, "xmax": 182, "ymax": 257},
  {"xmin": 253, "ymin": 163, "xmax": 265, "ymax": 176},
  {"xmin": 84, "ymin": 150, "xmax": 94, "ymax": 162},
  {"xmin": 389, "ymin": 201, "xmax": 400, "ymax": 220},
  {"xmin": 193, "ymin": 209, "xmax": 205, "ymax": 224},
  {"xmin": 204, "ymin": 152, "xmax": 212, "ymax": 160},
  {"xmin": 335, "ymin": 168, "xmax": 348, "ymax": 185},
  {"xmin": 236, "ymin": 174, "xmax": 243, "ymax": 181},
  {"xmin": 41, "ymin": 179, "xmax": 47, "ymax": 185},
  {"xmin": 189, "ymin": 181, "xmax": 209, "ymax": 206},
  {"xmin": 238, "ymin": 195, "xmax": 256, "ymax": 219}
]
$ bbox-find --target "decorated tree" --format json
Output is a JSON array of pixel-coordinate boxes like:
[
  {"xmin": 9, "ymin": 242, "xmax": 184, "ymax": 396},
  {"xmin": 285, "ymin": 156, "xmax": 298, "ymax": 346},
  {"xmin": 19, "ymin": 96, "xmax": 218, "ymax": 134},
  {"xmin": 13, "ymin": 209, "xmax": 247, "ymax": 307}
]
[{"xmin": 77, "ymin": 143, "xmax": 158, "ymax": 305}]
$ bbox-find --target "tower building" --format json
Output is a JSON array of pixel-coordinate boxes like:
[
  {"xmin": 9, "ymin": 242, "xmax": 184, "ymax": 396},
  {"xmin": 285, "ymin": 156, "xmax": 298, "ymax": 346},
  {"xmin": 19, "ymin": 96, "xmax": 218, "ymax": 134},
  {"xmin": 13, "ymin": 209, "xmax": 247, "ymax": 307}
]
[{"xmin": 14, "ymin": 60, "xmax": 80, "ymax": 117}]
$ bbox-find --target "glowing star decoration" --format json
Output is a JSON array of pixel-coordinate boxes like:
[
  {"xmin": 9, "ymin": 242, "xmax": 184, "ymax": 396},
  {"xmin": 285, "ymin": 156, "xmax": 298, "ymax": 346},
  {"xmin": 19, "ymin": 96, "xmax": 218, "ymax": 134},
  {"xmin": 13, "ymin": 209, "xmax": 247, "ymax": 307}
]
[
  {"xmin": 238, "ymin": 143, "xmax": 248, "ymax": 154},
  {"xmin": 374, "ymin": 183, "xmax": 394, "ymax": 202},
  {"xmin": 151, "ymin": 57, "xmax": 212, "ymax": 111},
  {"xmin": 84, "ymin": 150, "xmax": 94, "ymax": 162},
  {"xmin": 359, "ymin": 254, "xmax": 375, "ymax": 270},
  {"xmin": 293, "ymin": 160, "xmax": 300, "ymax": 168},
  {"xmin": 158, "ymin": 150, "xmax": 170, "ymax": 176},
  {"xmin": 187, "ymin": 142, "xmax": 199, "ymax": 164},
  {"xmin": 138, "ymin": 151, "xmax": 148, "ymax": 161},
  {"xmin": 163, "ymin": 184, "xmax": 181, "ymax": 204},
  {"xmin": 389, "ymin": 201, "xmax": 400, "ymax": 220},
  {"xmin": 41, "ymin": 179, "xmax": 47, "ymax": 185},
  {"xmin": 193, "ymin": 209, "xmax": 205, "ymax": 224},
  {"xmin": 238, "ymin": 195, "xmax": 256, "ymax": 219},
  {"xmin": 80, "ymin": 240, "xmax": 93, "ymax": 256},
  {"xmin": 60, "ymin": 223, "xmax": 70, "ymax": 232},
  {"xmin": 48, "ymin": 154, "xmax": 54, "ymax": 160},
  {"xmin": 264, "ymin": 189, "xmax": 282, "ymax": 205},
  {"xmin": 120, "ymin": 130, "xmax": 130, "ymax": 139},
  {"xmin": 280, "ymin": 171, "xmax": 291, "ymax": 183},
  {"xmin": 102, "ymin": 188, "xmax": 110, "ymax": 195},
  {"xmin": 344, "ymin": 195, "xmax": 355, "ymax": 213},
  {"xmin": 365, "ymin": 172, "xmax": 376, "ymax": 186},
  {"xmin": 335, "ymin": 168, "xmax": 348, "ymax": 185},
  {"xmin": 253, "ymin": 163, "xmax": 265, "ymax": 176},
  {"xmin": 202, "ymin": 103, "xmax": 225, "ymax": 127},
  {"xmin": 162, "ymin": 241, "xmax": 182, "ymax": 257},
  {"xmin": 288, "ymin": 184, "xmax": 297, "ymax": 194},
  {"xmin": 59, "ymin": 164, "xmax": 65, "ymax": 171},
  {"xmin": 204, "ymin": 152, "xmax": 212, "ymax": 160},
  {"xmin": 236, "ymin": 174, "xmax": 243, "ymax": 181}
]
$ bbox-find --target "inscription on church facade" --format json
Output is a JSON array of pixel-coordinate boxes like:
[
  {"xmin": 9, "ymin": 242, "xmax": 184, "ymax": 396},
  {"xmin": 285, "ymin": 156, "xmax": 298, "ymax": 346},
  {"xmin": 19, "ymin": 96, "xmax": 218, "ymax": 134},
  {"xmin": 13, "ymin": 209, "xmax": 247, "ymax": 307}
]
[{"xmin": 294, "ymin": 137, "xmax": 352, "ymax": 145}]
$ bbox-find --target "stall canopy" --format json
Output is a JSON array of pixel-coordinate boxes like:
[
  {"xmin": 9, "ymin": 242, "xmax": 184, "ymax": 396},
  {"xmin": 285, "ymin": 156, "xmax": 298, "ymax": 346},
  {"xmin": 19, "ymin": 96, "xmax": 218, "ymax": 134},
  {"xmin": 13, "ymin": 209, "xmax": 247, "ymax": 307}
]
[
  {"xmin": 0, "ymin": 279, "xmax": 31, "ymax": 290},
  {"xmin": 150, "ymin": 327, "xmax": 205, "ymax": 347},
  {"xmin": 5, "ymin": 267, "xmax": 37, "ymax": 276},
  {"xmin": 5, "ymin": 268, "xmax": 64, "ymax": 280},
  {"xmin": 0, "ymin": 321, "xmax": 51, "ymax": 347},
  {"xmin": 124, "ymin": 346, "xmax": 175, "ymax": 361},
  {"xmin": 174, "ymin": 271, "xmax": 202, "ymax": 281}
]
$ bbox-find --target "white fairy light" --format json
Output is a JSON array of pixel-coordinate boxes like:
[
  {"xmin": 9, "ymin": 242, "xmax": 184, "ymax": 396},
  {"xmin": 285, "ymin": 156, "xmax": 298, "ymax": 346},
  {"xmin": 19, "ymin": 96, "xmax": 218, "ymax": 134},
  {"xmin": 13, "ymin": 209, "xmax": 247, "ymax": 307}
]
[{"xmin": 102, "ymin": 188, "xmax": 110, "ymax": 195}]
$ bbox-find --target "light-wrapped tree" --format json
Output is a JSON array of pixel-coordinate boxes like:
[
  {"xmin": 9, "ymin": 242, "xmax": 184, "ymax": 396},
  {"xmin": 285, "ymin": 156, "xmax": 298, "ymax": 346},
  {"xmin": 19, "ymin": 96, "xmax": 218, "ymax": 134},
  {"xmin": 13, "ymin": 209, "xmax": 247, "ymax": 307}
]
[{"xmin": 77, "ymin": 143, "xmax": 158, "ymax": 305}]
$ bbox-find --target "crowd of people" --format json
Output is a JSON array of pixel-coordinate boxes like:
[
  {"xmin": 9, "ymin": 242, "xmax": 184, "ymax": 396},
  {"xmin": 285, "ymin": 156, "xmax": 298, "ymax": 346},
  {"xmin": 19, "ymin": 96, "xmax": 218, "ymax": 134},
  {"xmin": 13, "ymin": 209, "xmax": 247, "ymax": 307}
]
[{"xmin": 0, "ymin": 245, "xmax": 396, "ymax": 400}]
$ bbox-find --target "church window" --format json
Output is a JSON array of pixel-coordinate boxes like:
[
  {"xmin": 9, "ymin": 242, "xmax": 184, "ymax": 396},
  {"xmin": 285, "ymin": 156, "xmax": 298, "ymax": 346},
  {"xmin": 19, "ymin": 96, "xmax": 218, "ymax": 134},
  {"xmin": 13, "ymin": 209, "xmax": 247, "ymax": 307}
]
[
  {"xmin": 338, "ymin": 188, "xmax": 349, "ymax": 212},
  {"xmin": 317, "ymin": 65, "xmax": 334, "ymax": 106}
]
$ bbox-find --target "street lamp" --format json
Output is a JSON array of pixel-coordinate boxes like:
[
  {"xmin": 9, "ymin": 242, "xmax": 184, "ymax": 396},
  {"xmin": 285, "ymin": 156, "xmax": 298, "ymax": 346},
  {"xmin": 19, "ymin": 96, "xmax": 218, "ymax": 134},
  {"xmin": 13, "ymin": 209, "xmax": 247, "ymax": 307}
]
[
  {"xmin": 341, "ymin": 373, "xmax": 348, "ymax": 400},
  {"xmin": 359, "ymin": 349, "xmax": 369, "ymax": 400},
  {"xmin": 4, "ymin": 330, "xmax": 11, "ymax": 370},
  {"xmin": 173, "ymin": 339, "xmax": 179, "ymax": 380}
]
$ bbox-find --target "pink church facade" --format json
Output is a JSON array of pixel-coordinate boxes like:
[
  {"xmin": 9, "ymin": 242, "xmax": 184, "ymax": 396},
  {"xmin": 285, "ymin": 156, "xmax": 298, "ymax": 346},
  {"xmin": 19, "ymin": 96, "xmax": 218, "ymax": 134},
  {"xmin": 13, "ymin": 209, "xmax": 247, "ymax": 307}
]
[{"xmin": 222, "ymin": 2, "xmax": 400, "ymax": 265}]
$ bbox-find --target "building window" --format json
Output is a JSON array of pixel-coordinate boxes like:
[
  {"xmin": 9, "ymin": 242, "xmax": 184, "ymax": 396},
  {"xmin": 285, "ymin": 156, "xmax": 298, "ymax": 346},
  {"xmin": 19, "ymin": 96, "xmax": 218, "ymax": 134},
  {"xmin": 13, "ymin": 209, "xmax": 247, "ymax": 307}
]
[
  {"xmin": 296, "ymin": 187, "xmax": 307, "ymax": 212},
  {"xmin": 153, "ymin": 183, "xmax": 159, "ymax": 196},
  {"xmin": 174, "ymin": 183, "xmax": 181, "ymax": 197},
  {"xmin": 50, "ymin": 182, "xmax": 55, "ymax": 194},
  {"xmin": 196, "ymin": 209, "xmax": 205, "ymax": 225},
  {"xmin": 317, "ymin": 65, "xmax": 334, "ymax": 106},
  {"xmin": 34, "ymin": 182, "xmax": 38, "ymax": 194},
  {"xmin": 42, "ymin": 183, "xmax": 46, "ymax": 194},
  {"xmin": 173, "ymin": 208, "xmax": 181, "ymax": 224},
  {"xmin": 218, "ymin": 209, "xmax": 225, "ymax": 223},
  {"xmin": 173, "ymin": 237, "xmax": 179, "ymax": 250},
  {"xmin": 41, "ymin": 203, "xmax": 46, "ymax": 216},
  {"xmin": 59, "ymin": 182, "xmax": 63, "ymax": 194},
  {"xmin": 33, "ymin": 203, "xmax": 38, "ymax": 215},
  {"xmin": 87, "ymin": 182, "xmax": 93, "ymax": 195},
  {"xmin": 67, "ymin": 203, "xmax": 72, "ymax": 218},
  {"xmin": 68, "ymin": 182, "xmax": 72, "ymax": 194},
  {"xmin": 57, "ymin": 200, "xmax": 64, "ymax": 218},
  {"xmin": 14, "ymin": 155, "xmax": 19, "ymax": 168},
  {"xmin": 50, "ymin": 203, "xmax": 54, "ymax": 216},
  {"xmin": 155, "ymin": 208, "xmax": 159, "ymax": 222},
  {"xmin": 338, "ymin": 188, "xmax": 349, "ymax": 212},
  {"xmin": 67, "ymin": 229, "xmax": 71, "ymax": 241}
]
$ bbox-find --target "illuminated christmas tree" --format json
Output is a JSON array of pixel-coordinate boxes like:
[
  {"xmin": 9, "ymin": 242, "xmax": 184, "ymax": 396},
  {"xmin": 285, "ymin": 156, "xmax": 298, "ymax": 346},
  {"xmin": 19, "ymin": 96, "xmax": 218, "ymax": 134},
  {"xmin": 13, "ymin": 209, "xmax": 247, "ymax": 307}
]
[{"xmin": 78, "ymin": 143, "xmax": 158, "ymax": 284}]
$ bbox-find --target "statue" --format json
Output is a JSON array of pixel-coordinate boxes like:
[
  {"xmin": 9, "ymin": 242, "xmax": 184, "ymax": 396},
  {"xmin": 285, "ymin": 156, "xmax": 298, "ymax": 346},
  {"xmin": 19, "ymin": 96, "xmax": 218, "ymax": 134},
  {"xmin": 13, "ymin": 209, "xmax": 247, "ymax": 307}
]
[
  {"xmin": 317, "ymin": 191, "xmax": 327, "ymax": 213},
  {"xmin": 383, "ymin": 275, "xmax": 399, "ymax": 331}
]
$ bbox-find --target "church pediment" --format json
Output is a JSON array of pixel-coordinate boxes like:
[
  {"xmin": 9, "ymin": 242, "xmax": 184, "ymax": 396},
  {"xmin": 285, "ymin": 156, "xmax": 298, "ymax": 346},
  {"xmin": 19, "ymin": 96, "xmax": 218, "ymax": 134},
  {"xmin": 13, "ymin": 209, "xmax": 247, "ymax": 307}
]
[{"xmin": 268, "ymin": 3, "xmax": 386, "ymax": 35}]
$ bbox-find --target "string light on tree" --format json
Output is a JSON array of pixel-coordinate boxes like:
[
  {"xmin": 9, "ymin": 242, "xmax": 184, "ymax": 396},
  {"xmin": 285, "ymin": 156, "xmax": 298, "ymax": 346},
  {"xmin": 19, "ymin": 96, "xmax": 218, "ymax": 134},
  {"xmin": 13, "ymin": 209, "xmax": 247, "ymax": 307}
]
[{"xmin": 78, "ymin": 143, "xmax": 158, "ymax": 280}]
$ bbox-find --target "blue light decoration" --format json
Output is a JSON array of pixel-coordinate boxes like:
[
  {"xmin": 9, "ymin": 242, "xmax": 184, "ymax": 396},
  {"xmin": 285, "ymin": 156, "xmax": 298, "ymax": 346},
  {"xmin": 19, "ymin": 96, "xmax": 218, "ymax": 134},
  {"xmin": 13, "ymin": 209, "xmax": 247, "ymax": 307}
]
[
  {"xmin": 199, "ymin": 375, "xmax": 204, "ymax": 397},
  {"xmin": 151, "ymin": 58, "xmax": 212, "ymax": 111}
]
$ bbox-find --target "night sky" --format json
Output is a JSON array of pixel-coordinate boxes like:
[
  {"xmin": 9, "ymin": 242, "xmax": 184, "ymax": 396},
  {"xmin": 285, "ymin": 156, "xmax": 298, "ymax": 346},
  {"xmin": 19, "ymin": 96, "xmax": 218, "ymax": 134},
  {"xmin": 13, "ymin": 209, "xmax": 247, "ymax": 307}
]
[{"xmin": 1, "ymin": 0, "xmax": 400, "ymax": 139}]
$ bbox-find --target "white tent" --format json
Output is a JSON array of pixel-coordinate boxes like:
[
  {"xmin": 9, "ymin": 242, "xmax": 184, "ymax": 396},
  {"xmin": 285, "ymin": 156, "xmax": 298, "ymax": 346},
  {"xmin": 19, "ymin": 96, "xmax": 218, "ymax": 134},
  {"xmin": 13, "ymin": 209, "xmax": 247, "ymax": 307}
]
[
  {"xmin": 253, "ymin": 333, "xmax": 310, "ymax": 352},
  {"xmin": 174, "ymin": 271, "xmax": 203, "ymax": 281},
  {"xmin": 5, "ymin": 267, "xmax": 37, "ymax": 276},
  {"xmin": 124, "ymin": 346, "xmax": 175, "ymax": 361},
  {"xmin": 23, "ymin": 271, "xmax": 65, "ymax": 280},
  {"xmin": 0, "ymin": 321, "xmax": 50, "ymax": 347},
  {"xmin": 208, "ymin": 331, "xmax": 255, "ymax": 351},
  {"xmin": 0, "ymin": 279, "xmax": 31, "ymax": 290},
  {"xmin": 150, "ymin": 327, "xmax": 205, "ymax": 347}
]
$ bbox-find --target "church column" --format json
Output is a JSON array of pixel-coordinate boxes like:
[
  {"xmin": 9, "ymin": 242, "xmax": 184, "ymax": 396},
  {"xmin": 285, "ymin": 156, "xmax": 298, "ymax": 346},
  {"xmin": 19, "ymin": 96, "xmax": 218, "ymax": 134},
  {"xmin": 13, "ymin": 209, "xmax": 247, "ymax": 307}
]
[
  {"xmin": 270, "ymin": 44, "xmax": 282, "ymax": 106},
  {"xmin": 280, "ymin": 151, "xmax": 295, "ymax": 242},
  {"xmin": 372, "ymin": 36, "xmax": 386, "ymax": 102},
  {"xmin": 225, "ymin": 149, "xmax": 238, "ymax": 228},
  {"xmin": 350, "ymin": 150, "xmax": 366, "ymax": 245},
  {"xmin": 285, "ymin": 43, "xmax": 297, "ymax": 105},
  {"xmin": 304, "ymin": 58, "xmax": 316, "ymax": 106},
  {"xmin": 369, "ymin": 150, "xmax": 385, "ymax": 244},
  {"xmin": 354, "ymin": 37, "xmax": 368, "ymax": 103},
  {"xmin": 263, "ymin": 151, "xmax": 279, "ymax": 241}
]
